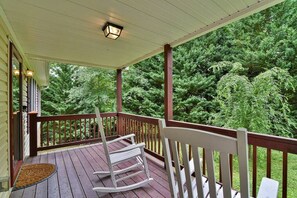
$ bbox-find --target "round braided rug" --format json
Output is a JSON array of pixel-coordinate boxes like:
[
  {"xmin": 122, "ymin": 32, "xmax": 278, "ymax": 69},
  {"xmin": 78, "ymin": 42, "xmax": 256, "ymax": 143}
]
[{"xmin": 14, "ymin": 163, "xmax": 56, "ymax": 190}]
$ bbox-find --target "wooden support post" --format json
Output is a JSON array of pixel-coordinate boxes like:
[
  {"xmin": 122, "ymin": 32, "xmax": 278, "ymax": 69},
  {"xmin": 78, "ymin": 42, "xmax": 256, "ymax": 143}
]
[
  {"xmin": 29, "ymin": 112, "xmax": 38, "ymax": 156},
  {"xmin": 116, "ymin": 69, "xmax": 123, "ymax": 136},
  {"xmin": 164, "ymin": 44, "xmax": 173, "ymax": 121},
  {"xmin": 116, "ymin": 69, "xmax": 122, "ymax": 112}
]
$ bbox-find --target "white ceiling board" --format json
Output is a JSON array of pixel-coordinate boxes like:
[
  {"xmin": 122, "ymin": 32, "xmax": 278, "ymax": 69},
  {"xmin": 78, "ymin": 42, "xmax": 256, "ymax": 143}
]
[
  {"xmin": 116, "ymin": 0, "xmax": 205, "ymax": 32},
  {"xmin": 67, "ymin": 0, "xmax": 187, "ymax": 37},
  {"xmin": 19, "ymin": 0, "xmax": 170, "ymax": 43},
  {"xmin": 0, "ymin": 0, "xmax": 284, "ymax": 73}
]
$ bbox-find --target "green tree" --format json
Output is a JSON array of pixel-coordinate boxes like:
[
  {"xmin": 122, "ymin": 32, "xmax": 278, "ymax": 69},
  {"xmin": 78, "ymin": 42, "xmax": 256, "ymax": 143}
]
[
  {"xmin": 212, "ymin": 62, "xmax": 295, "ymax": 137},
  {"xmin": 123, "ymin": 55, "xmax": 164, "ymax": 118},
  {"xmin": 41, "ymin": 63, "xmax": 78, "ymax": 115},
  {"xmin": 69, "ymin": 67, "xmax": 116, "ymax": 113}
]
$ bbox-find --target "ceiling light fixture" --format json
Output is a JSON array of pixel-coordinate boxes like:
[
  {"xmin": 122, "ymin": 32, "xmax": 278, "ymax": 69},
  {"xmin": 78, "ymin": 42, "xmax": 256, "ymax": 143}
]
[
  {"xmin": 102, "ymin": 22, "xmax": 123, "ymax": 40},
  {"xmin": 25, "ymin": 70, "xmax": 34, "ymax": 78},
  {"xmin": 12, "ymin": 69, "xmax": 20, "ymax": 76}
]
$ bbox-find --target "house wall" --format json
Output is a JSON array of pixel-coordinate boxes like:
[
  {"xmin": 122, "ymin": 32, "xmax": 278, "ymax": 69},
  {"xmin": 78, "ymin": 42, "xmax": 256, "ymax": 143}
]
[
  {"xmin": 0, "ymin": 18, "xmax": 10, "ymax": 198},
  {"xmin": 0, "ymin": 13, "xmax": 41, "ymax": 197}
]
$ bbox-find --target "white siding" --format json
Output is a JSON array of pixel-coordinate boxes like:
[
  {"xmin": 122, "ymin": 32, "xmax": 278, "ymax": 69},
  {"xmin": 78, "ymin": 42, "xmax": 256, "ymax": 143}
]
[
  {"xmin": 23, "ymin": 67, "xmax": 29, "ymax": 157},
  {"xmin": 0, "ymin": 19, "xmax": 9, "ymax": 195}
]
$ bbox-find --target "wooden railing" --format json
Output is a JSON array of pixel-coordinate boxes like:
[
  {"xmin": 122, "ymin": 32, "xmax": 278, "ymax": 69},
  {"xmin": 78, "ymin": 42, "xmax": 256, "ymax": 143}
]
[
  {"xmin": 29, "ymin": 112, "xmax": 117, "ymax": 155},
  {"xmin": 29, "ymin": 112, "xmax": 297, "ymax": 197},
  {"xmin": 117, "ymin": 113, "xmax": 162, "ymax": 160}
]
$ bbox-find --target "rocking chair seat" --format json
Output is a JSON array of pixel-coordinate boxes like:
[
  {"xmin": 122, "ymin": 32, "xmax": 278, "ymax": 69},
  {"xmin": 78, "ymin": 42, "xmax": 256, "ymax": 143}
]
[{"xmin": 110, "ymin": 147, "xmax": 142, "ymax": 164}]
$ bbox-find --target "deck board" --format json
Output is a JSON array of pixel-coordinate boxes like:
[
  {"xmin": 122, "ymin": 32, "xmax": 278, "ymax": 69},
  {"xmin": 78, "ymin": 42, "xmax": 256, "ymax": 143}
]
[
  {"xmin": 47, "ymin": 153, "xmax": 60, "ymax": 198},
  {"xmin": 55, "ymin": 151, "xmax": 74, "ymax": 198},
  {"xmin": 10, "ymin": 142, "xmax": 171, "ymax": 198},
  {"xmin": 35, "ymin": 154, "xmax": 48, "ymax": 198}
]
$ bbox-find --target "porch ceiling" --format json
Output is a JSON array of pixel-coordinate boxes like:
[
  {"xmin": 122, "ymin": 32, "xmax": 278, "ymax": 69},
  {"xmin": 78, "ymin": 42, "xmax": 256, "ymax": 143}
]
[{"xmin": 1, "ymin": 0, "xmax": 283, "ymax": 70}]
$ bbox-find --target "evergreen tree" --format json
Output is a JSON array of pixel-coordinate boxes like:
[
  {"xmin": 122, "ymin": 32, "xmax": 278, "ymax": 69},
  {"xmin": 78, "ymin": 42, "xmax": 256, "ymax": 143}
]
[
  {"xmin": 123, "ymin": 55, "xmax": 164, "ymax": 118},
  {"xmin": 69, "ymin": 67, "xmax": 116, "ymax": 113},
  {"xmin": 41, "ymin": 63, "xmax": 78, "ymax": 115}
]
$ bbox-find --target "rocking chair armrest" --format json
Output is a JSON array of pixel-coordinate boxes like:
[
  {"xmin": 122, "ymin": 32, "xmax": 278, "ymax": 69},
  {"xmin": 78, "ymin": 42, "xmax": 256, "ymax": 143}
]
[
  {"xmin": 106, "ymin": 134, "xmax": 135, "ymax": 144},
  {"xmin": 257, "ymin": 177, "xmax": 279, "ymax": 198},
  {"xmin": 110, "ymin": 143, "xmax": 145, "ymax": 154}
]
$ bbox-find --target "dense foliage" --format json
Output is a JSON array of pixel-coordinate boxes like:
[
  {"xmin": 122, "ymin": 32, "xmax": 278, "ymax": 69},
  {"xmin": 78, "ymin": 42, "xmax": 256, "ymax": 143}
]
[
  {"xmin": 42, "ymin": 0, "xmax": 297, "ymax": 137},
  {"xmin": 41, "ymin": 64, "xmax": 115, "ymax": 115}
]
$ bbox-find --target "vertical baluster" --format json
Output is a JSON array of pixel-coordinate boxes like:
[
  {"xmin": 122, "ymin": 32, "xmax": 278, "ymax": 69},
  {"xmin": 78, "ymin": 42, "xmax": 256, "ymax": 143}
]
[
  {"xmin": 128, "ymin": 119, "xmax": 131, "ymax": 135},
  {"xmin": 126, "ymin": 118, "xmax": 128, "ymax": 135},
  {"xmin": 158, "ymin": 126, "xmax": 161, "ymax": 155},
  {"xmin": 147, "ymin": 124, "xmax": 151, "ymax": 150},
  {"xmin": 142, "ymin": 123, "xmax": 147, "ymax": 147},
  {"xmin": 154, "ymin": 125, "xmax": 157, "ymax": 153},
  {"xmin": 46, "ymin": 121, "xmax": 49, "ymax": 146},
  {"xmin": 112, "ymin": 117, "xmax": 115, "ymax": 136},
  {"xmin": 88, "ymin": 118, "xmax": 91, "ymax": 139},
  {"xmin": 93, "ymin": 118, "xmax": 96, "ymax": 139},
  {"xmin": 41, "ymin": 122, "xmax": 44, "ymax": 147},
  {"xmin": 122, "ymin": 117, "xmax": 125, "ymax": 135},
  {"xmin": 135, "ymin": 120, "xmax": 138, "ymax": 143},
  {"xmin": 64, "ymin": 120, "xmax": 66, "ymax": 143},
  {"xmin": 266, "ymin": 148, "xmax": 271, "ymax": 178},
  {"xmin": 252, "ymin": 145, "xmax": 257, "ymax": 197},
  {"xmin": 53, "ymin": 121, "xmax": 56, "ymax": 146},
  {"xmin": 140, "ymin": 121, "xmax": 143, "ymax": 143},
  {"xmin": 150, "ymin": 125, "xmax": 155, "ymax": 151},
  {"xmin": 127, "ymin": 118, "xmax": 129, "ymax": 135},
  {"xmin": 138, "ymin": 121, "xmax": 141, "ymax": 143},
  {"xmin": 142, "ymin": 122, "xmax": 145, "ymax": 143},
  {"xmin": 109, "ymin": 116, "xmax": 112, "ymax": 136},
  {"xmin": 282, "ymin": 152, "xmax": 288, "ymax": 198},
  {"xmin": 59, "ymin": 120, "xmax": 61, "ymax": 145},
  {"xmin": 74, "ymin": 119, "xmax": 77, "ymax": 141},
  {"xmin": 131, "ymin": 119, "xmax": 134, "ymax": 136},
  {"xmin": 84, "ymin": 119, "xmax": 86, "ymax": 140},
  {"xmin": 133, "ymin": 120, "xmax": 136, "ymax": 136},
  {"xmin": 105, "ymin": 117, "xmax": 108, "ymax": 136},
  {"xmin": 69, "ymin": 119, "xmax": 72, "ymax": 142},
  {"xmin": 80, "ymin": 119, "xmax": 82, "ymax": 141}
]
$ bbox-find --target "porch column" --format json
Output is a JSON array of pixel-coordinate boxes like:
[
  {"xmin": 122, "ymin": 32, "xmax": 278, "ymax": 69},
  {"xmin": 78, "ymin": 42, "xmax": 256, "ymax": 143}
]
[
  {"xmin": 164, "ymin": 44, "xmax": 173, "ymax": 121},
  {"xmin": 116, "ymin": 69, "xmax": 122, "ymax": 112}
]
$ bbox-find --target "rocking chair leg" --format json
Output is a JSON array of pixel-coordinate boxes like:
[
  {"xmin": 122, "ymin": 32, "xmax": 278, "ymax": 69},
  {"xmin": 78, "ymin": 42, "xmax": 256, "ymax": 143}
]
[
  {"xmin": 93, "ymin": 178, "xmax": 153, "ymax": 193},
  {"xmin": 140, "ymin": 149, "xmax": 150, "ymax": 178}
]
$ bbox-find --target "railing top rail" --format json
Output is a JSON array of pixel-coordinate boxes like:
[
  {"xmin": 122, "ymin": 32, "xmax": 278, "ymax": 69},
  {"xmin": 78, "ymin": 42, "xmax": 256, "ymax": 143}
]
[
  {"xmin": 118, "ymin": 112, "xmax": 160, "ymax": 125},
  {"xmin": 168, "ymin": 120, "xmax": 297, "ymax": 154},
  {"xmin": 35, "ymin": 112, "xmax": 117, "ymax": 122}
]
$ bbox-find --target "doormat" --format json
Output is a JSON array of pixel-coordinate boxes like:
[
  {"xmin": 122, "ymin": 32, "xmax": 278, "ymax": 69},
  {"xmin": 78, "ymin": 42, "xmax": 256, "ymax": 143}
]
[{"xmin": 13, "ymin": 163, "xmax": 56, "ymax": 190}]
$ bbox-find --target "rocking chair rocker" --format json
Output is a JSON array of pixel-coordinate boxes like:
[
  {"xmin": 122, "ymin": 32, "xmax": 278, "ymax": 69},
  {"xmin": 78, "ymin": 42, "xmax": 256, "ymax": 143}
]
[{"xmin": 92, "ymin": 107, "xmax": 153, "ymax": 193}]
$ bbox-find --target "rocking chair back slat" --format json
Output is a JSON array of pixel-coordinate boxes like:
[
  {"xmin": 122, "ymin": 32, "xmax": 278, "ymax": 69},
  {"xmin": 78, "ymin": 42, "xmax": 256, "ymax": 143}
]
[{"xmin": 159, "ymin": 119, "xmax": 250, "ymax": 198}]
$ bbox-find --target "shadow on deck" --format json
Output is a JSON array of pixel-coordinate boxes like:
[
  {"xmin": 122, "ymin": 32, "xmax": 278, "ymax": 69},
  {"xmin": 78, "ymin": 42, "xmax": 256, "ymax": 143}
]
[{"xmin": 11, "ymin": 142, "xmax": 170, "ymax": 198}]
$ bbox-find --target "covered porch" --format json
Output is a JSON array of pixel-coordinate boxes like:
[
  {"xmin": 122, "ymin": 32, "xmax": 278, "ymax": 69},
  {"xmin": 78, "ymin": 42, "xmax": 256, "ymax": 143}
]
[
  {"xmin": 24, "ymin": 112, "xmax": 297, "ymax": 198},
  {"xmin": 0, "ymin": 0, "xmax": 295, "ymax": 197}
]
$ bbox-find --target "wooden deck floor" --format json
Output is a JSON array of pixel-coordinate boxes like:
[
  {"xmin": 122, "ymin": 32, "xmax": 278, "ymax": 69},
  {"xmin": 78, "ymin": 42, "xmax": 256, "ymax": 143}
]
[{"xmin": 11, "ymin": 142, "xmax": 171, "ymax": 198}]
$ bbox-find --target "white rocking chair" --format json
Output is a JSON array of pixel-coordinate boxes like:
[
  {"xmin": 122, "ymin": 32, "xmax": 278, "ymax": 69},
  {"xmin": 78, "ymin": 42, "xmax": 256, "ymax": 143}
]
[
  {"xmin": 92, "ymin": 107, "xmax": 153, "ymax": 193},
  {"xmin": 158, "ymin": 119, "xmax": 279, "ymax": 198}
]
